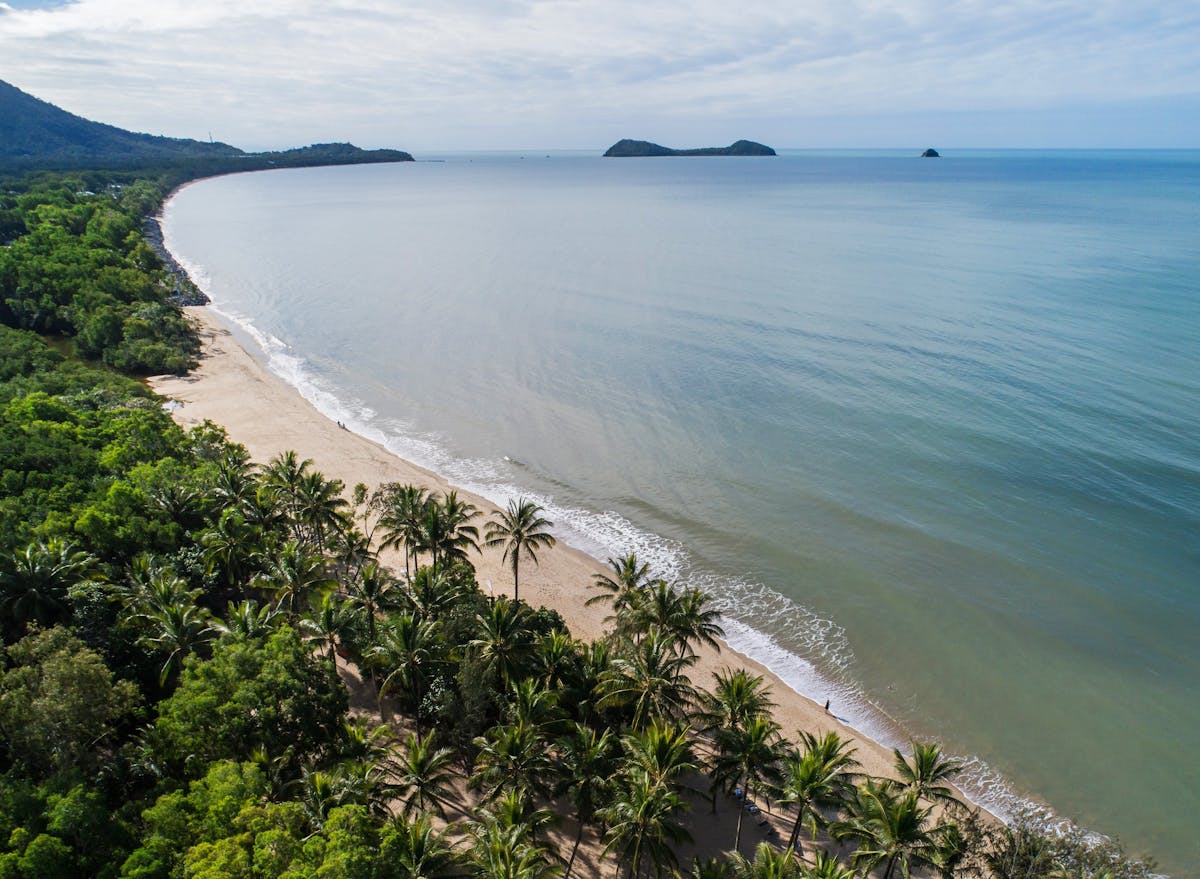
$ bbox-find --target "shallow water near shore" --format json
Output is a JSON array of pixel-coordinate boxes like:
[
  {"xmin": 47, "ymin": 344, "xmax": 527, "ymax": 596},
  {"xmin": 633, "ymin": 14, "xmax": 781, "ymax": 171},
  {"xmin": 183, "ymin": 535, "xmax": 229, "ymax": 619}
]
[{"xmin": 164, "ymin": 150, "xmax": 1200, "ymax": 875}]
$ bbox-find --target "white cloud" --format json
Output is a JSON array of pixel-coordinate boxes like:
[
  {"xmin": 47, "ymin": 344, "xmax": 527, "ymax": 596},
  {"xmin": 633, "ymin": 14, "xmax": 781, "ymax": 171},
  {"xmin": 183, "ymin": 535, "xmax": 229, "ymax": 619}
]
[{"xmin": 1, "ymin": 0, "xmax": 1198, "ymax": 148}]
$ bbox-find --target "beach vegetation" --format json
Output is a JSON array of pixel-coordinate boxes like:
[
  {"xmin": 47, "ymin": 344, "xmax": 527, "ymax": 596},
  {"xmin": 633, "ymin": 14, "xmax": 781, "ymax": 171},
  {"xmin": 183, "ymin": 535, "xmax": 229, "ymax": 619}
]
[
  {"xmin": 485, "ymin": 497, "xmax": 557, "ymax": 603},
  {"xmin": 772, "ymin": 731, "xmax": 859, "ymax": 856}
]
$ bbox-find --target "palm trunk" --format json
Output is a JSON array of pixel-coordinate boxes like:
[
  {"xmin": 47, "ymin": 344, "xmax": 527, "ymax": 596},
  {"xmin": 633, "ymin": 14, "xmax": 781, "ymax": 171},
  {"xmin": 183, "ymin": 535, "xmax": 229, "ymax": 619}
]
[
  {"xmin": 512, "ymin": 556, "xmax": 520, "ymax": 603},
  {"xmin": 786, "ymin": 803, "xmax": 806, "ymax": 854},
  {"xmin": 563, "ymin": 819, "xmax": 585, "ymax": 879},
  {"xmin": 414, "ymin": 677, "xmax": 424, "ymax": 743},
  {"xmin": 883, "ymin": 854, "xmax": 898, "ymax": 879},
  {"xmin": 734, "ymin": 775, "xmax": 746, "ymax": 850}
]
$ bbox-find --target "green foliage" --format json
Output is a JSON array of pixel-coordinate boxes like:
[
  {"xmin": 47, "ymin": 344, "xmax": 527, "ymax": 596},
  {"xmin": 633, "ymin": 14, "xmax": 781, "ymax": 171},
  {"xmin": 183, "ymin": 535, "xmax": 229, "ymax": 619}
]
[
  {"xmin": 150, "ymin": 628, "xmax": 347, "ymax": 771},
  {"xmin": 120, "ymin": 761, "xmax": 267, "ymax": 879},
  {"xmin": 0, "ymin": 328, "xmax": 61, "ymax": 383},
  {"xmin": 0, "ymin": 178, "xmax": 198, "ymax": 373},
  {"xmin": 16, "ymin": 833, "xmax": 73, "ymax": 879},
  {"xmin": 980, "ymin": 814, "xmax": 1156, "ymax": 879},
  {"xmin": 0, "ymin": 359, "xmax": 196, "ymax": 563},
  {"xmin": 0, "ymin": 627, "xmax": 139, "ymax": 777}
]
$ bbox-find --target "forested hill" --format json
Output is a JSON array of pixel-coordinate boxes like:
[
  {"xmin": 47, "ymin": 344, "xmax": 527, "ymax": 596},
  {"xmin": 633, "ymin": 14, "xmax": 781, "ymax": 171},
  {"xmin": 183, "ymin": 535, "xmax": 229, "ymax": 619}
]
[
  {"xmin": 0, "ymin": 79, "xmax": 413, "ymax": 171},
  {"xmin": 0, "ymin": 80, "xmax": 241, "ymax": 162}
]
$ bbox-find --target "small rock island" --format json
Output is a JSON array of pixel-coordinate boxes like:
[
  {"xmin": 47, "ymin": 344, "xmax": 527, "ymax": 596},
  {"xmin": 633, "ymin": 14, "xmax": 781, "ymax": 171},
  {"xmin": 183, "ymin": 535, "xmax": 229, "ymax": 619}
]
[
  {"xmin": 921, "ymin": 148, "xmax": 940, "ymax": 157},
  {"xmin": 604, "ymin": 138, "xmax": 776, "ymax": 157}
]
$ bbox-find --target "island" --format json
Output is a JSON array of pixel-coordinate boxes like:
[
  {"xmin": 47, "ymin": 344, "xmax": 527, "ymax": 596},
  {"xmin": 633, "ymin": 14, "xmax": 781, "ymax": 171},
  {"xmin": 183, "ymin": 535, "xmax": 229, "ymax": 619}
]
[
  {"xmin": 921, "ymin": 148, "xmax": 941, "ymax": 157},
  {"xmin": 603, "ymin": 138, "xmax": 776, "ymax": 157}
]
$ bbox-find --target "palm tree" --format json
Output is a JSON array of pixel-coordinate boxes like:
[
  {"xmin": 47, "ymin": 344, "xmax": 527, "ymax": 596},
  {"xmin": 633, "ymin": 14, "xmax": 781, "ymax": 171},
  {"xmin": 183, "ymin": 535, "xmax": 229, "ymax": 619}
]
[
  {"xmin": 832, "ymin": 780, "xmax": 939, "ymax": 879},
  {"xmin": 562, "ymin": 639, "xmax": 613, "ymax": 726},
  {"xmin": 296, "ymin": 766, "xmax": 354, "ymax": 830},
  {"xmin": 0, "ymin": 540, "xmax": 100, "ymax": 636},
  {"xmin": 801, "ymin": 852, "xmax": 856, "ymax": 879},
  {"xmin": 335, "ymin": 754, "xmax": 398, "ymax": 819},
  {"xmin": 621, "ymin": 722, "xmax": 697, "ymax": 790},
  {"xmin": 689, "ymin": 859, "xmax": 734, "ymax": 879},
  {"xmin": 477, "ymin": 787, "xmax": 558, "ymax": 845},
  {"xmin": 619, "ymin": 581, "xmax": 724, "ymax": 656},
  {"xmin": 208, "ymin": 599, "xmax": 283, "ymax": 639},
  {"xmin": 293, "ymin": 470, "xmax": 350, "ymax": 549},
  {"xmin": 136, "ymin": 599, "xmax": 215, "ymax": 686},
  {"xmin": 930, "ymin": 821, "xmax": 969, "ymax": 879},
  {"xmin": 728, "ymin": 843, "xmax": 803, "ymax": 879},
  {"xmin": 554, "ymin": 723, "xmax": 620, "ymax": 879},
  {"xmin": 253, "ymin": 539, "xmax": 335, "ymax": 618},
  {"xmin": 471, "ymin": 721, "xmax": 550, "ymax": 801},
  {"xmin": 148, "ymin": 477, "xmax": 207, "ymax": 531},
  {"xmin": 211, "ymin": 448, "xmax": 255, "ymax": 512},
  {"xmin": 345, "ymin": 560, "xmax": 399, "ymax": 645},
  {"xmin": 239, "ymin": 485, "xmax": 286, "ymax": 533},
  {"xmin": 404, "ymin": 565, "xmax": 472, "ymax": 621},
  {"xmin": 378, "ymin": 483, "xmax": 431, "ymax": 578},
  {"xmin": 382, "ymin": 815, "xmax": 464, "ymax": 879},
  {"xmin": 601, "ymin": 772, "xmax": 692, "ymax": 879},
  {"xmin": 773, "ymin": 731, "xmax": 860, "ymax": 857},
  {"xmin": 261, "ymin": 449, "xmax": 313, "ymax": 495},
  {"xmin": 338, "ymin": 717, "xmax": 394, "ymax": 764},
  {"xmin": 329, "ymin": 526, "xmax": 375, "ymax": 584},
  {"xmin": 371, "ymin": 612, "xmax": 440, "ymax": 732},
  {"xmin": 710, "ymin": 715, "xmax": 786, "ymax": 851},
  {"xmin": 587, "ymin": 553, "xmax": 655, "ymax": 612},
  {"xmin": 392, "ymin": 732, "xmax": 459, "ymax": 818},
  {"xmin": 470, "ymin": 597, "xmax": 537, "ymax": 689},
  {"xmin": 699, "ymin": 668, "xmax": 776, "ymax": 737},
  {"xmin": 596, "ymin": 628, "xmax": 698, "ymax": 729},
  {"xmin": 417, "ymin": 491, "xmax": 481, "ymax": 572},
  {"xmin": 249, "ymin": 745, "xmax": 299, "ymax": 802},
  {"xmin": 484, "ymin": 498, "xmax": 556, "ymax": 603},
  {"xmin": 300, "ymin": 590, "xmax": 356, "ymax": 664},
  {"xmin": 893, "ymin": 741, "xmax": 964, "ymax": 808},
  {"xmin": 200, "ymin": 508, "xmax": 259, "ymax": 594},
  {"xmin": 123, "ymin": 561, "xmax": 201, "ymax": 617},
  {"xmin": 469, "ymin": 822, "xmax": 559, "ymax": 879},
  {"xmin": 507, "ymin": 678, "xmax": 564, "ymax": 737},
  {"xmin": 537, "ymin": 631, "xmax": 580, "ymax": 692}
]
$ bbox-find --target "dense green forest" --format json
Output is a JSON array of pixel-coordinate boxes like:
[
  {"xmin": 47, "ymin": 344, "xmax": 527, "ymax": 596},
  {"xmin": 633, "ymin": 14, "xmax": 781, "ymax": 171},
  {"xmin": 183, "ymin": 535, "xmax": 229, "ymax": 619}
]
[{"xmin": 0, "ymin": 169, "xmax": 1158, "ymax": 879}]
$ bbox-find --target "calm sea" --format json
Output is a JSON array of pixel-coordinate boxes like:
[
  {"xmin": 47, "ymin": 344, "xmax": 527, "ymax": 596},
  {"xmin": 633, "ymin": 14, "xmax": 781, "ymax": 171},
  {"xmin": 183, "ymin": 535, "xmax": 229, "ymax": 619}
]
[{"xmin": 163, "ymin": 150, "xmax": 1200, "ymax": 875}]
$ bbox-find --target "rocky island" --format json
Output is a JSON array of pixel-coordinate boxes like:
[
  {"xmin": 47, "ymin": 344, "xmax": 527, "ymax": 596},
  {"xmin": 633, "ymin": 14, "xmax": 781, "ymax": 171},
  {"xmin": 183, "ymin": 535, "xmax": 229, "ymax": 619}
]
[{"xmin": 604, "ymin": 138, "xmax": 776, "ymax": 157}]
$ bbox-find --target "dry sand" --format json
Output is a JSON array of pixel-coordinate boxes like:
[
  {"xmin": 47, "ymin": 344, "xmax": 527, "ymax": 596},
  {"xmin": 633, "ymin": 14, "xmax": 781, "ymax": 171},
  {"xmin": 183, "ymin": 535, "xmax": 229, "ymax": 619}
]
[{"xmin": 151, "ymin": 306, "xmax": 992, "ymax": 868}]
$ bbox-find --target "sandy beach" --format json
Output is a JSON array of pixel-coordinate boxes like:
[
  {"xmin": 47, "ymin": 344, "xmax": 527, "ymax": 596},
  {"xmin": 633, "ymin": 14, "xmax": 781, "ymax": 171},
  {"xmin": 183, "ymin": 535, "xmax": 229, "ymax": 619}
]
[{"xmin": 150, "ymin": 305, "xmax": 992, "ymax": 866}]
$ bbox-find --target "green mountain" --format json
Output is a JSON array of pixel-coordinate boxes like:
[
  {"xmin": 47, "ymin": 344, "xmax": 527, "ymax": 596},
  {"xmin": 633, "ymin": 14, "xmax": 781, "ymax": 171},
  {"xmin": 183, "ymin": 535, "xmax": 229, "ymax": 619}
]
[
  {"xmin": 0, "ymin": 79, "xmax": 413, "ymax": 170},
  {"xmin": 603, "ymin": 138, "xmax": 776, "ymax": 157},
  {"xmin": 0, "ymin": 80, "xmax": 244, "ymax": 162}
]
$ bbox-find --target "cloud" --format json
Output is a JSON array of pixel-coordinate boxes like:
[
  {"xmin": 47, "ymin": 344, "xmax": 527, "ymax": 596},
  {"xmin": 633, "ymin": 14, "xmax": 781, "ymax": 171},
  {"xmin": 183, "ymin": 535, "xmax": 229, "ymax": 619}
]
[{"xmin": 1, "ymin": 0, "xmax": 1198, "ymax": 148}]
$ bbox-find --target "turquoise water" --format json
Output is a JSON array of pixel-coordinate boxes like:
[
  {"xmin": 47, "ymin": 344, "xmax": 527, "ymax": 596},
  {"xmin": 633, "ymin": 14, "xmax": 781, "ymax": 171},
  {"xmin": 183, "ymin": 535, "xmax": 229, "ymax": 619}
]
[{"xmin": 164, "ymin": 151, "xmax": 1200, "ymax": 874}]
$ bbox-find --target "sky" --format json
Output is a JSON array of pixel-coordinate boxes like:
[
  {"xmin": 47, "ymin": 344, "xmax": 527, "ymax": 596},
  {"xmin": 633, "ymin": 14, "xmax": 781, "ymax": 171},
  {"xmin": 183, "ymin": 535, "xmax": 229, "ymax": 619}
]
[{"xmin": 1, "ymin": 0, "xmax": 1198, "ymax": 151}]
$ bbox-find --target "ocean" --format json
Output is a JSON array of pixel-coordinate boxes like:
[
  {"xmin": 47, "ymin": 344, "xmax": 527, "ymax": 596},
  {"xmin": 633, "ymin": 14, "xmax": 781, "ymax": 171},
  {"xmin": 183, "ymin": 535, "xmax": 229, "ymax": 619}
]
[{"xmin": 162, "ymin": 150, "xmax": 1200, "ymax": 875}]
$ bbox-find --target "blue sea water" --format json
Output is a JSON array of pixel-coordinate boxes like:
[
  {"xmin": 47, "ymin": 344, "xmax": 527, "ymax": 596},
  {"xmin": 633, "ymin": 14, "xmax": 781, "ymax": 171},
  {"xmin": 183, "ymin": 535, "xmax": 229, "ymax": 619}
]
[{"xmin": 163, "ymin": 150, "xmax": 1200, "ymax": 875}]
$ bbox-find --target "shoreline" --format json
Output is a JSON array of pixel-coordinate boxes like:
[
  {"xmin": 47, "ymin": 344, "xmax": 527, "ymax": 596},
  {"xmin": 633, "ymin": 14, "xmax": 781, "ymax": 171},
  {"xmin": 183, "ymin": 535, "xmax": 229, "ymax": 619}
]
[{"xmin": 150, "ymin": 303, "xmax": 1004, "ymax": 830}]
